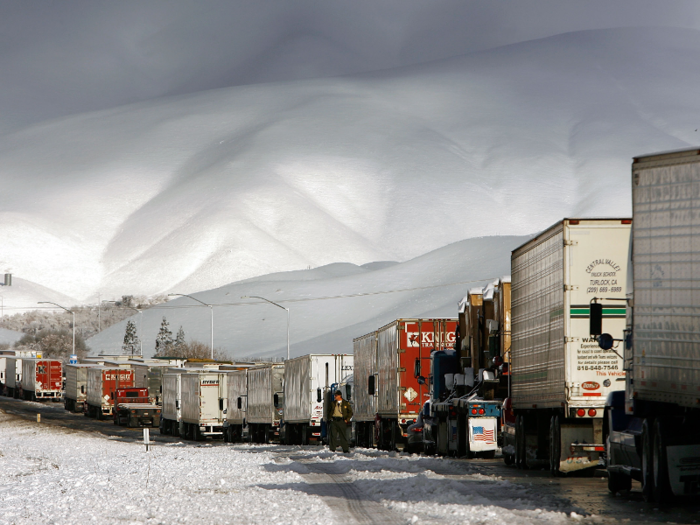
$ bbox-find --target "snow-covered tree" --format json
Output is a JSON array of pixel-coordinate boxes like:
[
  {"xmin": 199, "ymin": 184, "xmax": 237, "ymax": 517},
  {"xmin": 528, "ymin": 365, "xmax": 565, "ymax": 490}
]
[
  {"xmin": 174, "ymin": 326, "xmax": 186, "ymax": 351},
  {"xmin": 154, "ymin": 317, "xmax": 173, "ymax": 356},
  {"xmin": 122, "ymin": 320, "xmax": 140, "ymax": 355}
]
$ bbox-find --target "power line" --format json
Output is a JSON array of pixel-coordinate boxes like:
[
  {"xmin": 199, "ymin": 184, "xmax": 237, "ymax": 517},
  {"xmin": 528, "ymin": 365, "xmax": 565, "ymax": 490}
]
[{"xmin": 2, "ymin": 275, "xmax": 500, "ymax": 312}]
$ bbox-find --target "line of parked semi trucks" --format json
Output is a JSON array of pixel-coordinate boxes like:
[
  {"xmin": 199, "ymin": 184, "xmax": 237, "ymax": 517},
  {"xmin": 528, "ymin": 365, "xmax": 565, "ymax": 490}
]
[{"xmin": 1, "ymin": 148, "xmax": 699, "ymax": 505}]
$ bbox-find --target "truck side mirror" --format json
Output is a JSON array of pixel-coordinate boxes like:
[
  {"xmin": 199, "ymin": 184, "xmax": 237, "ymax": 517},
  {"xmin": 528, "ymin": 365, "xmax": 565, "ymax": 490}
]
[
  {"xmin": 237, "ymin": 397, "xmax": 242, "ymax": 410},
  {"xmin": 414, "ymin": 358, "xmax": 421, "ymax": 378},
  {"xmin": 81, "ymin": 385, "xmax": 85, "ymax": 394},
  {"xmin": 417, "ymin": 375, "xmax": 426, "ymax": 385},
  {"xmin": 219, "ymin": 398, "xmax": 224, "ymax": 411},
  {"xmin": 346, "ymin": 385, "xmax": 351, "ymax": 401},
  {"xmin": 317, "ymin": 388, "xmax": 322, "ymax": 403},
  {"xmin": 368, "ymin": 375, "xmax": 375, "ymax": 395},
  {"xmin": 598, "ymin": 333, "xmax": 614, "ymax": 350},
  {"xmin": 176, "ymin": 400, "xmax": 180, "ymax": 409},
  {"xmin": 274, "ymin": 393, "xmax": 279, "ymax": 407},
  {"xmin": 590, "ymin": 302, "xmax": 603, "ymax": 336}
]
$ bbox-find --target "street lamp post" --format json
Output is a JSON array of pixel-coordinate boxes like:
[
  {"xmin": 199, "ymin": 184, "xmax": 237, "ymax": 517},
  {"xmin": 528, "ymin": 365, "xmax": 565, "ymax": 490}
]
[
  {"xmin": 103, "ymin": 301, "xmax": 143, "ymax": 356},
  {"xmin": 242, "ymin": 296, "xmax": 290, "ymax": 360},
  {"xmin": 168, "ymin": 294, "xmax": 214, "ymax": 360},
  {"xmin": 38, "ymin": 301, "xmax": 75, "ymax": 355}
]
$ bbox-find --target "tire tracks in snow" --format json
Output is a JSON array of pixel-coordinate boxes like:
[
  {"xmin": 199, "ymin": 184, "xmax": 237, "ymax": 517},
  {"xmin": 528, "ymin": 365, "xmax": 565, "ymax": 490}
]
[{"xmin": 280, "ymin": 453, "xmax": 404, "ymax": 525}]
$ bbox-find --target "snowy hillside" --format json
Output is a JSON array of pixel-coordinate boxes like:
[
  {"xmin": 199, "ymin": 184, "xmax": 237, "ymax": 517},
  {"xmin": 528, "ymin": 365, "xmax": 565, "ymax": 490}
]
[
  {"xmin": 1, "ymin": 27, "xmax": 699, "ymax": 301},
  {"xmin": 87, "ymin": 235, "xmax": 527, "ymax": 359},
  {"xmin": 0, "ymin": 277, "xmax": 79, "ymax": 315}
]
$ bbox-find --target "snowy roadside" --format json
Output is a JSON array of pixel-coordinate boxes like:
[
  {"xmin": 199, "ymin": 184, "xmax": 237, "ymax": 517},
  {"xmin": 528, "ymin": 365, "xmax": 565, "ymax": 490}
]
[
  {"xmin": 0, "ymin": 411, "xmax": 331, "ymax": 525},
  {"xmin": 0, "ymin": 410, "xmax": 611, "ymax": 525}
]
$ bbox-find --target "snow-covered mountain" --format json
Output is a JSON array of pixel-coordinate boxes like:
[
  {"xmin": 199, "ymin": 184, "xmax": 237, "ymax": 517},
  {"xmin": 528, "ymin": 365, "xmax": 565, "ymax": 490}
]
[
  {"xmin": 87, "ymin": 235, "xmax": 527, "ymax": 359},
  {"xmin": 0, "ymin": 277, "xmax": 79, "ymax": 316},
  {"xmin": 1, "ymin": 27, "xmax": 699, "ymax": 301}
]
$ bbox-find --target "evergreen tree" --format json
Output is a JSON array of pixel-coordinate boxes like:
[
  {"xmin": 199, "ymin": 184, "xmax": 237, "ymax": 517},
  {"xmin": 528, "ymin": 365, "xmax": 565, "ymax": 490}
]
[
  {"xmin": 174, "ymin": 326, "xmax": 186, "ymax": 352},
  {"xmin": 154, "ymin": 316, "xmax": 173, "ymax": 357},
  {"xmin": 122, "ymin": 320, "xmax": 140, "ymax": 355}
]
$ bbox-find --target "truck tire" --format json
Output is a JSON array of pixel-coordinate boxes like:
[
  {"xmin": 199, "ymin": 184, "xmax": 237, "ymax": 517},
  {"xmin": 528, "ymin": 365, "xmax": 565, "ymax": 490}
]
[
  {"xmin": 608, "ymin": 470, "xmax": 632, "ymax": 494},
  {"xmin": 515, "ymin": 415, "xmax": 525, "ymax": 469},
  {"xmin": 549, "ymin": 415, "xmax": 561, "ymax": 476},
  {"xmin": 641, "ymin": 418, "xmax": 655, "ymax": 502},
  {"xmin": 653, "ymin": 418, "xmax": 673, "ymax": 505}
]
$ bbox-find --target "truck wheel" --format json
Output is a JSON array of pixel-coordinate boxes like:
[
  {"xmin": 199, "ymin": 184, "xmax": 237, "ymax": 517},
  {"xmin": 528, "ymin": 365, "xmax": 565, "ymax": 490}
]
[
  {"xmin": 653, "ymin": 418, "xmax": 673, "ymax": 505},
  {"xmin": 549, "ymin": 415, "xmax": 561, "ymax": 476},
  {"xmin": 515, "ymin": 415, "xmax": 525, "ymax": 469},
  {"xmin": 641, "ymin": 419, "xmax": 655, "ymax": 502},
  {"xmin": 608, "ymin": 470, "xmax": 632, "ymax": 494}
]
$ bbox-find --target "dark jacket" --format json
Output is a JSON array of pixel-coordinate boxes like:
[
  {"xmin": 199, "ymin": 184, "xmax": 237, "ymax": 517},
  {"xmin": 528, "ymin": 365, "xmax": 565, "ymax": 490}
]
[{"xmin": 326, "ymin": 396, "xmax": 353, "ymax": 421}]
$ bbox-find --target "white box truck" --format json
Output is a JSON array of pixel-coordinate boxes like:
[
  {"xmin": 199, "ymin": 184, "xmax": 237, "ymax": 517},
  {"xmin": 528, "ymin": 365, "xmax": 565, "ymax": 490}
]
[
  {"xmin": 224, "ymin": 369, "xmax": 248, "ymax": 443},
  {"xmin": 599, "ymin": 148, "xmax": 700, "ymax": 504},
  {"xmin": 282, "ymin": 354, "xmax": 353, "ymax": 445},
  {"xmin": 510, "ymin": 218, "xmax": 631, "ymax": 474},
  {"xmin": 246, "ymin": 364, "xmax": 285, "ymax": 443},
  {"xmin": 179, "ymin": 370, "xmax": 227, "ymax": 440}
]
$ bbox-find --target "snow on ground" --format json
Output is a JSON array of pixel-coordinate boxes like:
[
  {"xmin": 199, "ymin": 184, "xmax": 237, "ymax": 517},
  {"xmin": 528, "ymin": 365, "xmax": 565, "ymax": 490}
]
[
  {"xmin": 0, "ymin": 410, "xmax": 330, "ymax": 525},
  {"xmin": 0, "ymin": 409, "xmax": 610, "ymax": 525}
]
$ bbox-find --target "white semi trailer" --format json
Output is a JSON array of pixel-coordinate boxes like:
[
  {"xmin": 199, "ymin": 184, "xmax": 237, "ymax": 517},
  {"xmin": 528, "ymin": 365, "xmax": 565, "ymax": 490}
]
[
  {"xmin": 282, "ymin": 354, "xmax": 353, "ymax": 445},
  {"xmin": 510, "ymin": 218, "xmax": 632, "ymax": 474},
  {"xmin": 160, "ymin": 369, "xmax": 187, "ymax": 436},
  {"xmin": 246, "ymin": 364, "xmax": 285, "ymax": 443},
  {"xmin": 599, "ymin": 148, "xmax": 700, "ymax": 504},
  {"xmin": 5, "ymin": 357, "xmax": 22, "ymax": 398},
  {"xmin": 64, "ymin": 364, "xmax": 97, "ymax": 412},
  {"xmin": 179, "ymin": 369, "xmax": 227, "ymax": 440},
  {"xmin": 224, "ymin": 369, "xmax": 248, "ymax": 443}
]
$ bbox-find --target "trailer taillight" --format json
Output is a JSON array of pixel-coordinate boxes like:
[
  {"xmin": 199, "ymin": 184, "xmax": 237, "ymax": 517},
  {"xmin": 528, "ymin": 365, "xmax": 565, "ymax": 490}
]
[
  {"xmin": 471, "ymin": 409, "xmax": 477, "ymax": 415},
  {"xmin": 588, "ymin": 409, "xmax": 597, "ymax": 417},
  {"xmin": 576, "ymin": 409, "xmax": 585, "ymax": 417},
  {"xmin": 621, "ymin": 219, "xmax": 632, "ymax": 224},
  {"xmin": 478, "ymin": 409, "xmax": 485, "ymax": 415}
]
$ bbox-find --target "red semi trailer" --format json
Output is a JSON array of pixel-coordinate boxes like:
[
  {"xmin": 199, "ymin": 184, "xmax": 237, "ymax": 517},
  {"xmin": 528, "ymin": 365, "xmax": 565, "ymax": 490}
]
[
  {"xmin": 354, "ymin": 318, "xmax": 457, "ymax": 450},
  {"xmin": 19, "ymin": 358, "xmax": 63, "ymax": 401},
  {"xmin": 86, "ymin": 366, "xmax": 135, "ymax": 419}
]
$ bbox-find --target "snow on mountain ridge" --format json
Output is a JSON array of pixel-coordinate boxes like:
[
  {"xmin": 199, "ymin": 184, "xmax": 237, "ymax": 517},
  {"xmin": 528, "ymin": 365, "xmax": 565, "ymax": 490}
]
[
  {"xmin": 1, "ymin": 27, "xmax": 699, "ymax": 300},
  {"xmin": 87, "ymin": 235, "xmax": 527, "ymax": 358}
]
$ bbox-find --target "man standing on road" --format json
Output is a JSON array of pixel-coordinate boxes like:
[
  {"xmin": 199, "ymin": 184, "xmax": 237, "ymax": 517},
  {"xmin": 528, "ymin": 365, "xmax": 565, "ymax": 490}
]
[{"xmin": 328, "ymin": 390, "xmax": 352, "ymax": 453}]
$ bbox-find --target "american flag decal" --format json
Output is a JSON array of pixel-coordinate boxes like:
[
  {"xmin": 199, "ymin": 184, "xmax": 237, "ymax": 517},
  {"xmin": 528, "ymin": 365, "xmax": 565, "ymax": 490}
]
[{"xmin": 473, "ymin": 426, "xmax": 494, "ymax": 441}]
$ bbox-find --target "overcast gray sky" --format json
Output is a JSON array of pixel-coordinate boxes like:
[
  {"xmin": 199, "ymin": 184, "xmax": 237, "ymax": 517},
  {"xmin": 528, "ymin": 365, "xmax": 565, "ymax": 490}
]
[{"xmin": 1, "ymin": 0, "xmax": 699, "ymax": 130}]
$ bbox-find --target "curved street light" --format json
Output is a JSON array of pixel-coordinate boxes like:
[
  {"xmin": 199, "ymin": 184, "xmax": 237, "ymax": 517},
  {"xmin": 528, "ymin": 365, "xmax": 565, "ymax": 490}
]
[
  {"xmin": 242, "ymin": 295, "xmax": 290, "ymax": 360},
  {"xmin": 103, "ymin": 300, "xmax": 143, "ymax": 356},
  {"xmin": 37, "ymin": 301, "xmax": 75, "ymax": 355},
  {"xmin": 168, "ymin": 293, "xmax": 214, "ymax": 360}
]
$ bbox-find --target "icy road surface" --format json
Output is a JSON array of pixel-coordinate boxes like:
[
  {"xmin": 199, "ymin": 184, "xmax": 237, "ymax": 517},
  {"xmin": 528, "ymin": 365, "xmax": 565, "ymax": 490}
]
[{"xmin": 1, "ymin": 401, "xmax": 698, "ymax": 525}]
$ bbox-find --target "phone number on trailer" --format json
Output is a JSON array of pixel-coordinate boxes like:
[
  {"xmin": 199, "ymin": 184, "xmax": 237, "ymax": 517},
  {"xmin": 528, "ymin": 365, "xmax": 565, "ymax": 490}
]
[{"xmin": 577, "ymin": 365, "xmax": 619, "ymax": 371}]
